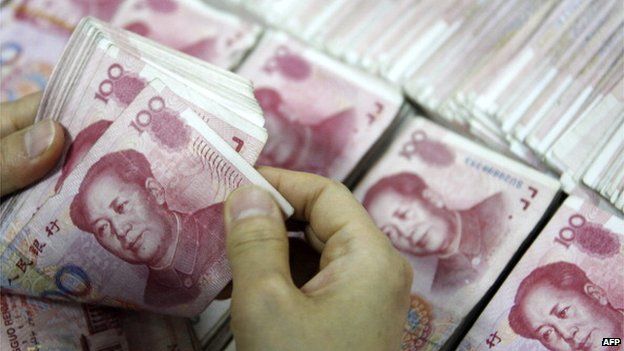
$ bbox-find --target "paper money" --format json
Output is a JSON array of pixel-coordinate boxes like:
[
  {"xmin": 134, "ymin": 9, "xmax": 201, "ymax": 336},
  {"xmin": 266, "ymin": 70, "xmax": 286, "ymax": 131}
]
[
  {"xmin": 0, "ymin": 18, "xmax": 293, "ymax": 317},
  {"xmin": 110, "ymin": 0, "xmax": 261, "ymax": 69},
  {"xmin": 237, "ymin": 30, "xmax": 403, "ymax": 180},
  {"xmin": 0, "ymin": 16, "xmax": 268, "ymax": 247},
  {"xmin": 458, "ymin": 196, "xmax": 624, "ymax": 351},
  {"xmin": 353, "ymin": 117, "xmax": 560, "ymax": 350},
  {"xmin": 0, "ymin": 290, "xmax": 198, "ymax": 351},
  {"xmin": 1, "ymin": 0, "xmax": 262, "ymax": 102},
  {"xmin": 0, "ymin": 3, "xmax": 68, "ymax": 101},
  {"xmin": 225, "ymin": 0, "xmax": 624, "ymax": 210},
  {"xmin": 1, "ymin": 78, "xmax": 291, "ymax": 316}
]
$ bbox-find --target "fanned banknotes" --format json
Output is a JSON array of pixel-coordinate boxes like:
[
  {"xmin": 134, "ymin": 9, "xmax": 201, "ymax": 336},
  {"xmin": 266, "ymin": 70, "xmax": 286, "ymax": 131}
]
[
  {"xmin": 458, "ymin": 196, "xmax": 624, "ymax": 350},
  {"xmin": 353, "ymin": 117, "xmax": 561, "ymax": 350},
  {"xmin": 0, "ymin": 17, "xmax": 293, "ymax": 317}
]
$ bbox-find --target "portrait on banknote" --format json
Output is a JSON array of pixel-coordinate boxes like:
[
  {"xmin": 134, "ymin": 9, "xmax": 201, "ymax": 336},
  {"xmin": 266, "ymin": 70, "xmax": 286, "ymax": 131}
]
[
  {"xmin": 508, "ymin": 261, "xmax": 624, "ymax": 351},
  {"xmin": 237, "ymin": 31, "xmax": 403, "ymax": 180},
  {"xmin": 255, "ymin": 86, "xmax": 354, "ymax": 176},
  {"xmin": 363, "ymin": 171, "xmax": 507, "ymax": 292},
  {"xmin": 354, "ymin": 117, "xmax": 559, "ymax": 350},
  {"xmin": 457, "ymin": 197, "xmax": 623, "ymax": 351},
  {"xmin": 69, "ymin": 149, "xmax": 225, "ymax": 307}
]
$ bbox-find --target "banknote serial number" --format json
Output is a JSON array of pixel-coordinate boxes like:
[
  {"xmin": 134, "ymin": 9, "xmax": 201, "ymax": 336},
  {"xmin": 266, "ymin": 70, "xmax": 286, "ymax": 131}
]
[{"xmin": 464, "ymin": 157, "xmax": 523, "ymax": 189}]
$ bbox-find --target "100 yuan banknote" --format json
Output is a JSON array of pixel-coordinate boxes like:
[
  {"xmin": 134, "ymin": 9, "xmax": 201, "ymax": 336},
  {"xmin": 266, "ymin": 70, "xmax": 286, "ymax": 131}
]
[
  {"xmin": 0, "ymin": 80, "xmax": 292, "ymax": 316},
  {"xmin": 237, "ymin": 30, "xmax": 403, "ymax": 180},
  {"xmin": 353, "ymin": 116, "xmax": 560, "ymax": 350},
  {"xmin": 459, "ymin": 196, "xmax": 624, "ymax": 351}
]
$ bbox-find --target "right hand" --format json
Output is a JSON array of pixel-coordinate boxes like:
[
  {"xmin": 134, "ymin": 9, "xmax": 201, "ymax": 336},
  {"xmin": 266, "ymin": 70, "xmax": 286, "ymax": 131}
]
[{"xmin": 224, "ymin": 167, "xmax": 413, "ymax": 351}]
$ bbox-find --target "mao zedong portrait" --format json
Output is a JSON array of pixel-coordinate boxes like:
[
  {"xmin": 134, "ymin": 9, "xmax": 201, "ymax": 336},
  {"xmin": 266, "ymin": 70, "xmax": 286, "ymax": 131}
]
[
  {"xmin": 509, "ymin": 261, "xmax": 623, "ymax": 351},
  {"xmin": 362, "ymin": 172, "xmax": 507, "ymax": 291},
  {"xmin": 254, "ymin": 87, "xmax": 354, "ymax": 177},
  {"xmin": 69, "ymin": 149, "xmax": 225, "ymax": 307}
]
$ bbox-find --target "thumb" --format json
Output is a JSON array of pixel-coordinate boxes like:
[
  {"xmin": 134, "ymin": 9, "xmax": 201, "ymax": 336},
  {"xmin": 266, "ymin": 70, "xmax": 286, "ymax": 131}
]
[
  {"xmin": 225, "ymin": 185, "xmax": 293, "ymax": 292},
  {"xmin": 1, "ymin": 120, "xmax": 65, "ymax": 196}
]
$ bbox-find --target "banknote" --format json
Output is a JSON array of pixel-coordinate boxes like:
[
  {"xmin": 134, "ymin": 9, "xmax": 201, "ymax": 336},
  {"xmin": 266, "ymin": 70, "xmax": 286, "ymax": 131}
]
[
  {"xmin": 353, "ymin": 116, "xmax": 560, "ymax": 350},
  {"xmin": 12, "ymin": 0, "xmax": 123, "ymax": 30},
  {"xmin": 458, "ymin": 196, "xmax": 624, "ymax": 351},
  {"xmin": 1, "ymin": 0, "xmax": 262, "ymax": 102},
  {"xmin": 0, "ymin": 80, "xmax": 292, "ymax": 316},
  {"xmin": 0, "ymin": 291, "xmax": 198, "ymax": 351},
  {"xmin": 0, "ymin": 18, "xmax": 268, "ymax": 254},
  {"xmin": 225, "ymin": 0, "xmax": 624, "ymax": 209},
  {"xmin": 0, "ymin": 0, "xmax": 127, "ymax": 102},
  {"xmin": 110, "ymin": 0, "xmax": 261, "ymax": 69},
  {"xmin": 0, "ymin": 4, "xmax": 67, "ymax": 101},
  {"xmin": 236, "ymin": 30, "xmax": 403, "ymax": 180}
]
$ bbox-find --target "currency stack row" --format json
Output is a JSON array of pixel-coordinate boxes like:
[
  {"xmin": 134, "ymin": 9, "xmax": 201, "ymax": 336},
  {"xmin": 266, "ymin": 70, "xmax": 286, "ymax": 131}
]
[{"xmin": 1, "ymin": 0, "xmax": 622, "ymax": 351}]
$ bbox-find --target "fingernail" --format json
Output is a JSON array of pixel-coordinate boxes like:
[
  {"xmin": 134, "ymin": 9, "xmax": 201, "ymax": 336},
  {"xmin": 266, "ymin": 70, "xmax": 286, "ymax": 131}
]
[
  {"xmin": 228, "ymin": 186, "xmax": 276, "ymax": 222},
  {"xmin": 25, "ymin": 120, "xmax": 55, "ymax": 159}
]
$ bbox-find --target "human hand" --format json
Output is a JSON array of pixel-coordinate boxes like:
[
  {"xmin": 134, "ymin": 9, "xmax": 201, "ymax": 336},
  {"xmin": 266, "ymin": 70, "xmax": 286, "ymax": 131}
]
[
  {"xmin": 224, "ymin": 167, "xmax": 412, "ymax": 351},
  {"xmin": 0, "ymin": 93, "xmax": 65, "ymax": 196}
]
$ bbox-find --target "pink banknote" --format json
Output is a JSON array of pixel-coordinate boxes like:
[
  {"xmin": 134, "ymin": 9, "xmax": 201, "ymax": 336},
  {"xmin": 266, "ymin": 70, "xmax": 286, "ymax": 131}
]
[
  {"xmin": 236, "ymin": 30, "xmax": 403, "ymax": 180},
  {"xmin": 2, "ymin": 32, "xmax": 267, "ymax": 248},
  {"xmin": 110, "ymin": 0, "xmax": 261, "ymax": 69},
  {"xmin": 0, "ymin": 0, "xmax": 127, "ymax": 101},
  {"xmin": 12, "ymin": 0, "xmax": 123, "ymax": 31},
  {"xmin": 0, "ymin": 291, "xmax": 197, "ymax": 350},
  {"xmin": 459, "ymin": 196, "xmax": 624, "ymax": 351},
  {"xmin": 1, "ymin": 80, "xmax": 291, "ymax": 316},
  {"xmin": 0, "ymin": 5, "xmax": 67, "ymax": 101},
  {"xmin": 352, "ymin": 117, "xmax": 560, "ymax": 350}
]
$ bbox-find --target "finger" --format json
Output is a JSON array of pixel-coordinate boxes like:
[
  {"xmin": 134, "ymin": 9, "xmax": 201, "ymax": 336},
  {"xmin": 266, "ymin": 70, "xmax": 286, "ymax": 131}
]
[
  {"xmin": 0, "ymin": 92, "xmax": 42, "ymax": 138},
  {"xmin": 225, "ymin": 185, "xmax": 294, "ymax": 292},
  {"xmin": 258, "ymin": 166, "xmax": 379, "ymax": 243},
  {"xmin": 1, "ymin": 120, "xmax": 65, "ymax": 196}
]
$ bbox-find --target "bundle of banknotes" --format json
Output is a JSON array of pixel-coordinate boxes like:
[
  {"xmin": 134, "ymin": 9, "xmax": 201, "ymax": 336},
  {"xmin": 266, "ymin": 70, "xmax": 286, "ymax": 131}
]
[
  {"xmin": 1, "ymin": 291, "xmax": 200, "ymax": 350},
  {"xmin": 0, "ymin": 15, "xmax": 295, "ymax": 349},
  {"xmin": 353, "ymin": 116, "xmax": 562, "ymax": 350},
  {"xmin": 219, "ymin": 0, "xmax": 624, "ymax": 211},
  {"xmin": 0, "ymin": 0, "xmax": 261, "ymax": 101},
  {"xmin": 459, "ymin": 196, "xmax": 624, "ymax": 351},
  {"xmin": 2, "ymin": 1, "xmax": 623, "ymax": 351}
]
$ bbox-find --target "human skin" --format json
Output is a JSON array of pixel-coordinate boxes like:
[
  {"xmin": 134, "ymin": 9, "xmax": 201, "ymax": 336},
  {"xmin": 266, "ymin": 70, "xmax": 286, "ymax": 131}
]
[
  {"xmin": 2, "ymin": 95, "xmax": 412, "ymax": 350},
  {"xmin": 366, "ymin": 189, "xmax": 454, "ymax": 256},
  {"xmin": 224, "ymin": 167, "xmax": 413, "ymax": 351},
  {"xmin": 0, "ymin": 93, "xmax": 65, "ymax": 196}
]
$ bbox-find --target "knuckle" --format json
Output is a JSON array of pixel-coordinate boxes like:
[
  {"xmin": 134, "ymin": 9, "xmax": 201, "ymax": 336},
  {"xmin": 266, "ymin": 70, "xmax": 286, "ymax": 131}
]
[
  {"xmin": 327, "ymin": 178, "xmax": 350, "ymax": 194},
  {"xmin": 228, "ymin": 217, "xmax": 285, "ymax": 252}
]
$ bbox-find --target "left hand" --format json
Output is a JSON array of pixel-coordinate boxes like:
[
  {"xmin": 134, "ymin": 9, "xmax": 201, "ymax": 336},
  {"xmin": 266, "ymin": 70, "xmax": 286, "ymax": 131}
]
[{"xmin": 0, "ymin": 93, "xmax": 65, "ymax": 196}]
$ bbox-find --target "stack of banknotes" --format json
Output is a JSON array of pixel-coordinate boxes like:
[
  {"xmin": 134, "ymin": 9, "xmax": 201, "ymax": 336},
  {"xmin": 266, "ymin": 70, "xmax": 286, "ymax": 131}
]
[
  {"xmin": 459, "ymin": 196, "xmax": 624, "ymax": 350},
  {"xmin": 353, "ymin": 116, "xmax": 561, "ymax": 350},
  {"xmin": 0, "ymin": 15, "xmax": 294, "ymax": 349},
  {"xmin": 1, "ymin": 291, "xmax": 200, "ymax": 350},
  {"xmin": 0, "ymin": 0, "xmax": 261, "ymax": 100},
  {"xmin": 1, "ymin": 1, "xmax": 623, "ymax": 351},
  {"xmin": 218, "ymin": 0, "xmax": 624, "ymax": 211}
]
